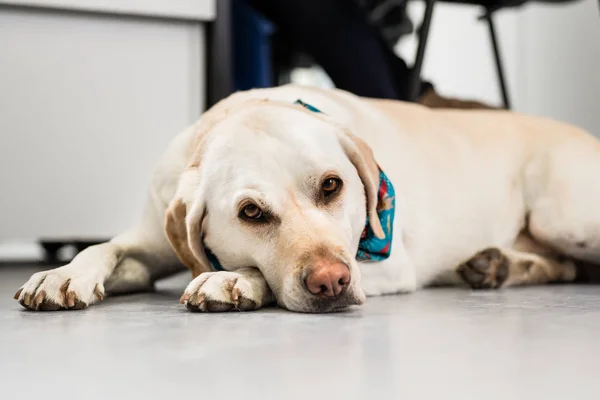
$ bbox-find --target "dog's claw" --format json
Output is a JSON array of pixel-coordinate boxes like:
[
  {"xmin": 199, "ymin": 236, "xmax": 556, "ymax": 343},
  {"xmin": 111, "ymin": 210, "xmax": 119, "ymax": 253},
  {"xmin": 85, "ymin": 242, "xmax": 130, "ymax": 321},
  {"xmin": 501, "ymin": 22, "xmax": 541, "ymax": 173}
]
[
  {"xmin": 24, "ymin": 293, "xmax": 33, "ymax": 306},
  {"xmin": 94, "ymin": 284, "xmax": 104, "ymax": 301},
  {"xmin": 231, "ymin": 287, "xmax": 241, "ymax": 303},
  {"xmin": 32, "ymin": 290, "xmax": 46, "ymax": 308},
  {"xmin": 66, "ymin": 292, "xmax": 76, "ymax": 308}
]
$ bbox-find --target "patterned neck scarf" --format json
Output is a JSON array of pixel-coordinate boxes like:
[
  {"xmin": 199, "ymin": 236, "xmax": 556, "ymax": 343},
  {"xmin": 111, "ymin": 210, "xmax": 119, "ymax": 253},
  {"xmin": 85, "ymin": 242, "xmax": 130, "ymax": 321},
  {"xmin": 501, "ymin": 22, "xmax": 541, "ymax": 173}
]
[
  {"xmin": 205, "ymin": 100, "xmax": 396, "ymax": 271},
  {"xmin": 355, "ymin": 167, "xmax": 396, "ymax": 261}
]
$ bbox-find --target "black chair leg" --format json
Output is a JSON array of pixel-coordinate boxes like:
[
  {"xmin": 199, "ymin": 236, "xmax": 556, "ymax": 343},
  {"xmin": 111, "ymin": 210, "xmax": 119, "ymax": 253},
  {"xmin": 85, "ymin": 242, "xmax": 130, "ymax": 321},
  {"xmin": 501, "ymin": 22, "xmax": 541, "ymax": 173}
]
[
  {"xmin": 482, "ymin": 11, "xmax": 511, "ymax": 109},
  {"xmin": 410, "ymin": 0, "xmax": 436, "ymax": 101}
]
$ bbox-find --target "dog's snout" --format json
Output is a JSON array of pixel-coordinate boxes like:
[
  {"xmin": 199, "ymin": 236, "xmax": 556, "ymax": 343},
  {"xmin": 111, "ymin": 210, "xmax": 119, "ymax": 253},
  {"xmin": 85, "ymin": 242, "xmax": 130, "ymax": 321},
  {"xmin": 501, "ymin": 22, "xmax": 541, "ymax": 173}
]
[{"xmin": 304, "ymin": 262, "xmax": 350, "ymax": 297}]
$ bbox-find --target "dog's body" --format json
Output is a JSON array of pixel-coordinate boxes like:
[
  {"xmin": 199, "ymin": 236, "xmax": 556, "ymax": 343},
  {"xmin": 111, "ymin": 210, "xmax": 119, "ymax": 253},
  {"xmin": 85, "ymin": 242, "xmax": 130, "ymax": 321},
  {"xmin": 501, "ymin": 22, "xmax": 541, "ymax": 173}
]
[{"xmin": 15, "ymin": 85, "xmax": 600, "ymax": 312}]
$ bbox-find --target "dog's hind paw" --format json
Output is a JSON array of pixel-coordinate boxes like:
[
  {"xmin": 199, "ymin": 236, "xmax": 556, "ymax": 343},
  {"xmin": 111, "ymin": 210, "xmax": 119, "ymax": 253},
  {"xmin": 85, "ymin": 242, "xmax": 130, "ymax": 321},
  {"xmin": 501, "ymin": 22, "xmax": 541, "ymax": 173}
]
[{"xmin": 457, "ymin": 247, "xmax": 509, "ymax": 289}]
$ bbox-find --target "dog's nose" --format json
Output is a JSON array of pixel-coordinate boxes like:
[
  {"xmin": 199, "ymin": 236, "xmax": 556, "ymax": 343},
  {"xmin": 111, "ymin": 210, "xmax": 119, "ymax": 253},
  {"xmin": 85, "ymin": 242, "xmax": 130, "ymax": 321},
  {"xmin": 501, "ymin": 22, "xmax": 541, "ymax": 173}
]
[{"xmin": 305, "ymin": 262, "xmax": 350, "ymax": 297}]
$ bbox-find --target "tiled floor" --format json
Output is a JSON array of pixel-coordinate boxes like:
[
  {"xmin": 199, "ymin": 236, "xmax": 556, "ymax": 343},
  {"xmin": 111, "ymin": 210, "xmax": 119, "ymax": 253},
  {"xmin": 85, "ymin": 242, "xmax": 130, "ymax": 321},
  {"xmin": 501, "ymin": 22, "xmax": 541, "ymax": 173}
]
[{"xmin": 1, "ymin": 265, "xmax": 599, "ymax": 399}]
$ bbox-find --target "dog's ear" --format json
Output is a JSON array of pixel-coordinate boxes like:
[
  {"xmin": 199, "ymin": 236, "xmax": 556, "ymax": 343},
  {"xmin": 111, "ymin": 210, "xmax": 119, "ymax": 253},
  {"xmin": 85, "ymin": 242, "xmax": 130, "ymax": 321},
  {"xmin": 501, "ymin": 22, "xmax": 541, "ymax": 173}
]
[
  {"xmin": 165, "ymin": 195, "xmax": 211, "ymax": 278},
  {"xmin": 337, "ymin": 129, "xmax": 386, "ymax": 239},
  {"xmin": 165, "ymin": 120, "xmax": 217, "ymax": 278},
  {"xmin": 164, "ymin": 98, "xmax": 259, "ymax": 277}
]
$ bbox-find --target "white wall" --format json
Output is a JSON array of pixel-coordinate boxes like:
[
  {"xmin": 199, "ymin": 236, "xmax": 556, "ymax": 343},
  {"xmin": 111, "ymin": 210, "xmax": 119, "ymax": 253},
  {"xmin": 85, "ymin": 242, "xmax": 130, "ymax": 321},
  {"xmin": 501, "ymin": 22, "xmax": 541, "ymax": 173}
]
[
  {"xmin": 0, "ymin": 7, "xmax": 204, "ymax": 241},
  {"xmin": 0, "ymin": 0, "xmax": 215, "ymax": 20},
  {"xmin": 397, "ymin": 0, "xmax": 599, "ymax": 134},
  {"xmin": 397, "ymin": 3, "xmax": 521, "ymax": 108},
  {"xmin": 519, "ymin": 0, "xmax": 600, "ymax": 134}
]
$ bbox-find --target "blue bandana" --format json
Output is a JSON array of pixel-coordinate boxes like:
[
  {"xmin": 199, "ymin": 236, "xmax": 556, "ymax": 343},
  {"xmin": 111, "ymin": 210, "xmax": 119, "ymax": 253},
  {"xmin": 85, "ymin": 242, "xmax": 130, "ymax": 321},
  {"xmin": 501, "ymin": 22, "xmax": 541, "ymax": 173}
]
[
  {"xmin": 205, "ymin": 100, "xmax": 396, "ymax": 271},
  {"xmin": 355, "ymin": 168, "xmax": 395, "ymax": 261}
]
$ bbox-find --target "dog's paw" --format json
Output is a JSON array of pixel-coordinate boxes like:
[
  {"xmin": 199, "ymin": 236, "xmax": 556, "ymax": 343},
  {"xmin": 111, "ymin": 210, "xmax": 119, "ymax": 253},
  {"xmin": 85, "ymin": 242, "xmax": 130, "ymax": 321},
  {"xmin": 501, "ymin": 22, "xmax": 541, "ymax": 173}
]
[
  {"xmin": 14, "ymin": 266, "xmax": 105, "ymax": 311},
  {"xmin": 180, "ymin": 269, "xmax": 272, "ymax": 312},
  {"xmin": 457, "ymin": 247, "xmax": 509, "ymax": 289}
]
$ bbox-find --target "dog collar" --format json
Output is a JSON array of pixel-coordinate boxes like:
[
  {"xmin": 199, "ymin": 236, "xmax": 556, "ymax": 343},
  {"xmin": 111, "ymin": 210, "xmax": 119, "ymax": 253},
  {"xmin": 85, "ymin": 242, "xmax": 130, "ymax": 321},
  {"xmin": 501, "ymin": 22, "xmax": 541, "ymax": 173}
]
[
  {"xmin": 355, "ymin": 167, "xmax": 395, "ymax": 261},
  {"xmin": 205, "ymin": 100, "xmax": 396, "ymax": 271}
]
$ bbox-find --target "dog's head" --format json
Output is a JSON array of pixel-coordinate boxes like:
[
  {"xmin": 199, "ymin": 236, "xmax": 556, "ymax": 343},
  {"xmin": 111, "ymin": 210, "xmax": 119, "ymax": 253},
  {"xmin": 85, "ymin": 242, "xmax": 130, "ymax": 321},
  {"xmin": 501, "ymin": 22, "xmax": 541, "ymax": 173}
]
[{"xmin": 166, "ymin": 100, "xmax": 385, "ymax": 312}]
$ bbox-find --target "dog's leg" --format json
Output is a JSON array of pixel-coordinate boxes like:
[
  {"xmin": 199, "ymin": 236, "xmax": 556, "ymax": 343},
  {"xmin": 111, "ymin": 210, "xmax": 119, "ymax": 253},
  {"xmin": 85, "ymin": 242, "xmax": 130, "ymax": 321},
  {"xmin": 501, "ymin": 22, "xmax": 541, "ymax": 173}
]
[
  {"xmin": 359, "ymin": 256, "xmax": 417, "ymax": 296},
  {"xmin": 180, "ymin": 268, "xmax": 274, "ymax": 312},
  {"xmin": 457, "ymin": 246, "xmax": 577, "ymax": 289},
  {"xmin": 14, "ymin": 127, "xmax": 204, "ymax": 310},
  {"xmin": 525, "ymin": 136, "xmax": 600, "ymax": 264},
  {"xmin": 458, "ymin": 136, "xmax": 600, "ymax": 290},
  {"xmin": 15, "ymin": 239, "xmax": 141, "ymax": 311},
  {"xmin": 15, "ymin": 187, "xmax": 183, "ymax": 311},
  {"xmin": 457, "ymin": 232, "xmax": 578, "ymax": 289},
  {"xmin": 15, "ymin": 228, "xmax": 181, "ymax": 311}
]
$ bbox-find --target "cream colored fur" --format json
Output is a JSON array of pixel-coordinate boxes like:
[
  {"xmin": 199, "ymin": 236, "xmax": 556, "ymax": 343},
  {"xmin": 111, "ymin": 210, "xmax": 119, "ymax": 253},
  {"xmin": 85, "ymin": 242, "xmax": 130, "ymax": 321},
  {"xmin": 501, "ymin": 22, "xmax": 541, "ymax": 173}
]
[{"xmin": 15, "ymin": 85, "xmax": 600, "ymax": 312}]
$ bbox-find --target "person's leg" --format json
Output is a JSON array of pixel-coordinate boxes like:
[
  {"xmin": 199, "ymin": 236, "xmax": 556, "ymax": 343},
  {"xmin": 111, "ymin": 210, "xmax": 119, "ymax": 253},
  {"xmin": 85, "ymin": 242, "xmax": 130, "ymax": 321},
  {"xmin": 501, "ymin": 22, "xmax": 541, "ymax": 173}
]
[
  {"xmin": 247, "ymin": 0, "xmax": 498, "ymax": 109},
  {"xmin": 247, "ymin": 0, "xmax": 412, "ymax": 100}
]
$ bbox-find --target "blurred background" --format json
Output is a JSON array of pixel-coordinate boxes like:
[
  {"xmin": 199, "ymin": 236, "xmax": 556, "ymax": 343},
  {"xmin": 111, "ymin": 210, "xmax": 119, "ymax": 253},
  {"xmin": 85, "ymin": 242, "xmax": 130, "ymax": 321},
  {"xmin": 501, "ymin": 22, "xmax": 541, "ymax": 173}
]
[{"xmin": 0, "ymin": 0, "xmax": 598, "ymax": 263}]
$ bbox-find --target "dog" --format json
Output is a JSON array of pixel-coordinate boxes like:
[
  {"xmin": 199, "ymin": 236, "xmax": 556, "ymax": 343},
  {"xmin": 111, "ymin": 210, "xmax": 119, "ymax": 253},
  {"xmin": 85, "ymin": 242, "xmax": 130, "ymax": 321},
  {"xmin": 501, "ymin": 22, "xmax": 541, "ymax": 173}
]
[{"xmin": 14, "ymin": 84, "xmax": 600, "ymax": 313}]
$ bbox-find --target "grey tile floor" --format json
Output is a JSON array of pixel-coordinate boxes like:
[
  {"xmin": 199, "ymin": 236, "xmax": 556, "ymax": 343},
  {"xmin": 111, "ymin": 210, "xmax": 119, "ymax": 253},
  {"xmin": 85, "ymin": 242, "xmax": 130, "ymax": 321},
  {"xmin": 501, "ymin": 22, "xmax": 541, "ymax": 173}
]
[{"xmin": 1, "ymin": 265, "xmax": 600, "ymax": 399}]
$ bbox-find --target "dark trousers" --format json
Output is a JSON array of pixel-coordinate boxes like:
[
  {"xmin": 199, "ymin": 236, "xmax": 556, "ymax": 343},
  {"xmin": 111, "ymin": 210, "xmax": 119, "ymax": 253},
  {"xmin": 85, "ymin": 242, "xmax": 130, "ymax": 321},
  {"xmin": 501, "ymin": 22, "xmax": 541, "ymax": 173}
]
[{"xmin": 247, "ymin": 0, "xmax": 428, "ymax": 101}]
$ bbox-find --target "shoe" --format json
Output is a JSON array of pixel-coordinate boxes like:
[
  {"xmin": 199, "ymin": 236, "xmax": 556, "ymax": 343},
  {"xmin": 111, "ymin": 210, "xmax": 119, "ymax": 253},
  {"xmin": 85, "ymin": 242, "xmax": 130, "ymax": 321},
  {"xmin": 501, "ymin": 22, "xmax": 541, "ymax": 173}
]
[{"xmin": 417, "ymin": 87, "xmax": 500, "ymax": 110}]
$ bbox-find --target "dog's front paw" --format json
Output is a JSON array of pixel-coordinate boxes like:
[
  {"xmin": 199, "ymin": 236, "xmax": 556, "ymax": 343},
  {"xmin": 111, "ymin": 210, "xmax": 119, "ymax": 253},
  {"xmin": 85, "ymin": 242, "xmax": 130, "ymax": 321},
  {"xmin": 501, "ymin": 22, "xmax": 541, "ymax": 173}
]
[
  {"xmin": 14, "ymin": 266, "xmax": 105, "ymax": 311},
  {"xmin": 180, "ymin": 268, "xmax": 272, "ymax": 312}
]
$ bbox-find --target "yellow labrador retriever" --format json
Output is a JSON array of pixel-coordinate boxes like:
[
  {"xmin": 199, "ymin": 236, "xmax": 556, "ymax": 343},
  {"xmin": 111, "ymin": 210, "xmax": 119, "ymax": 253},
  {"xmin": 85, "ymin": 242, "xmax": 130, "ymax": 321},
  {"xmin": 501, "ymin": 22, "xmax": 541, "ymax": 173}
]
[{"xmin": 14, "ymin": 85, "xmax": 600, "ymax": 312}]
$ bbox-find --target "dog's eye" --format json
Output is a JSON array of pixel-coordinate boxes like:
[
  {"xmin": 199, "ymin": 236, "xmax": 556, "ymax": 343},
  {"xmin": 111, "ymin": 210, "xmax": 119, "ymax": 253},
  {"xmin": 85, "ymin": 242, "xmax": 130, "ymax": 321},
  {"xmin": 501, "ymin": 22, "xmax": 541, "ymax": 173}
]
[
  {"xmin": 322, "ymin": 177, "xmax": 342, "ymax": 198},
  {"xmin": 240, "ymin": 203, "xmax": 264, "ymax": 221}
]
